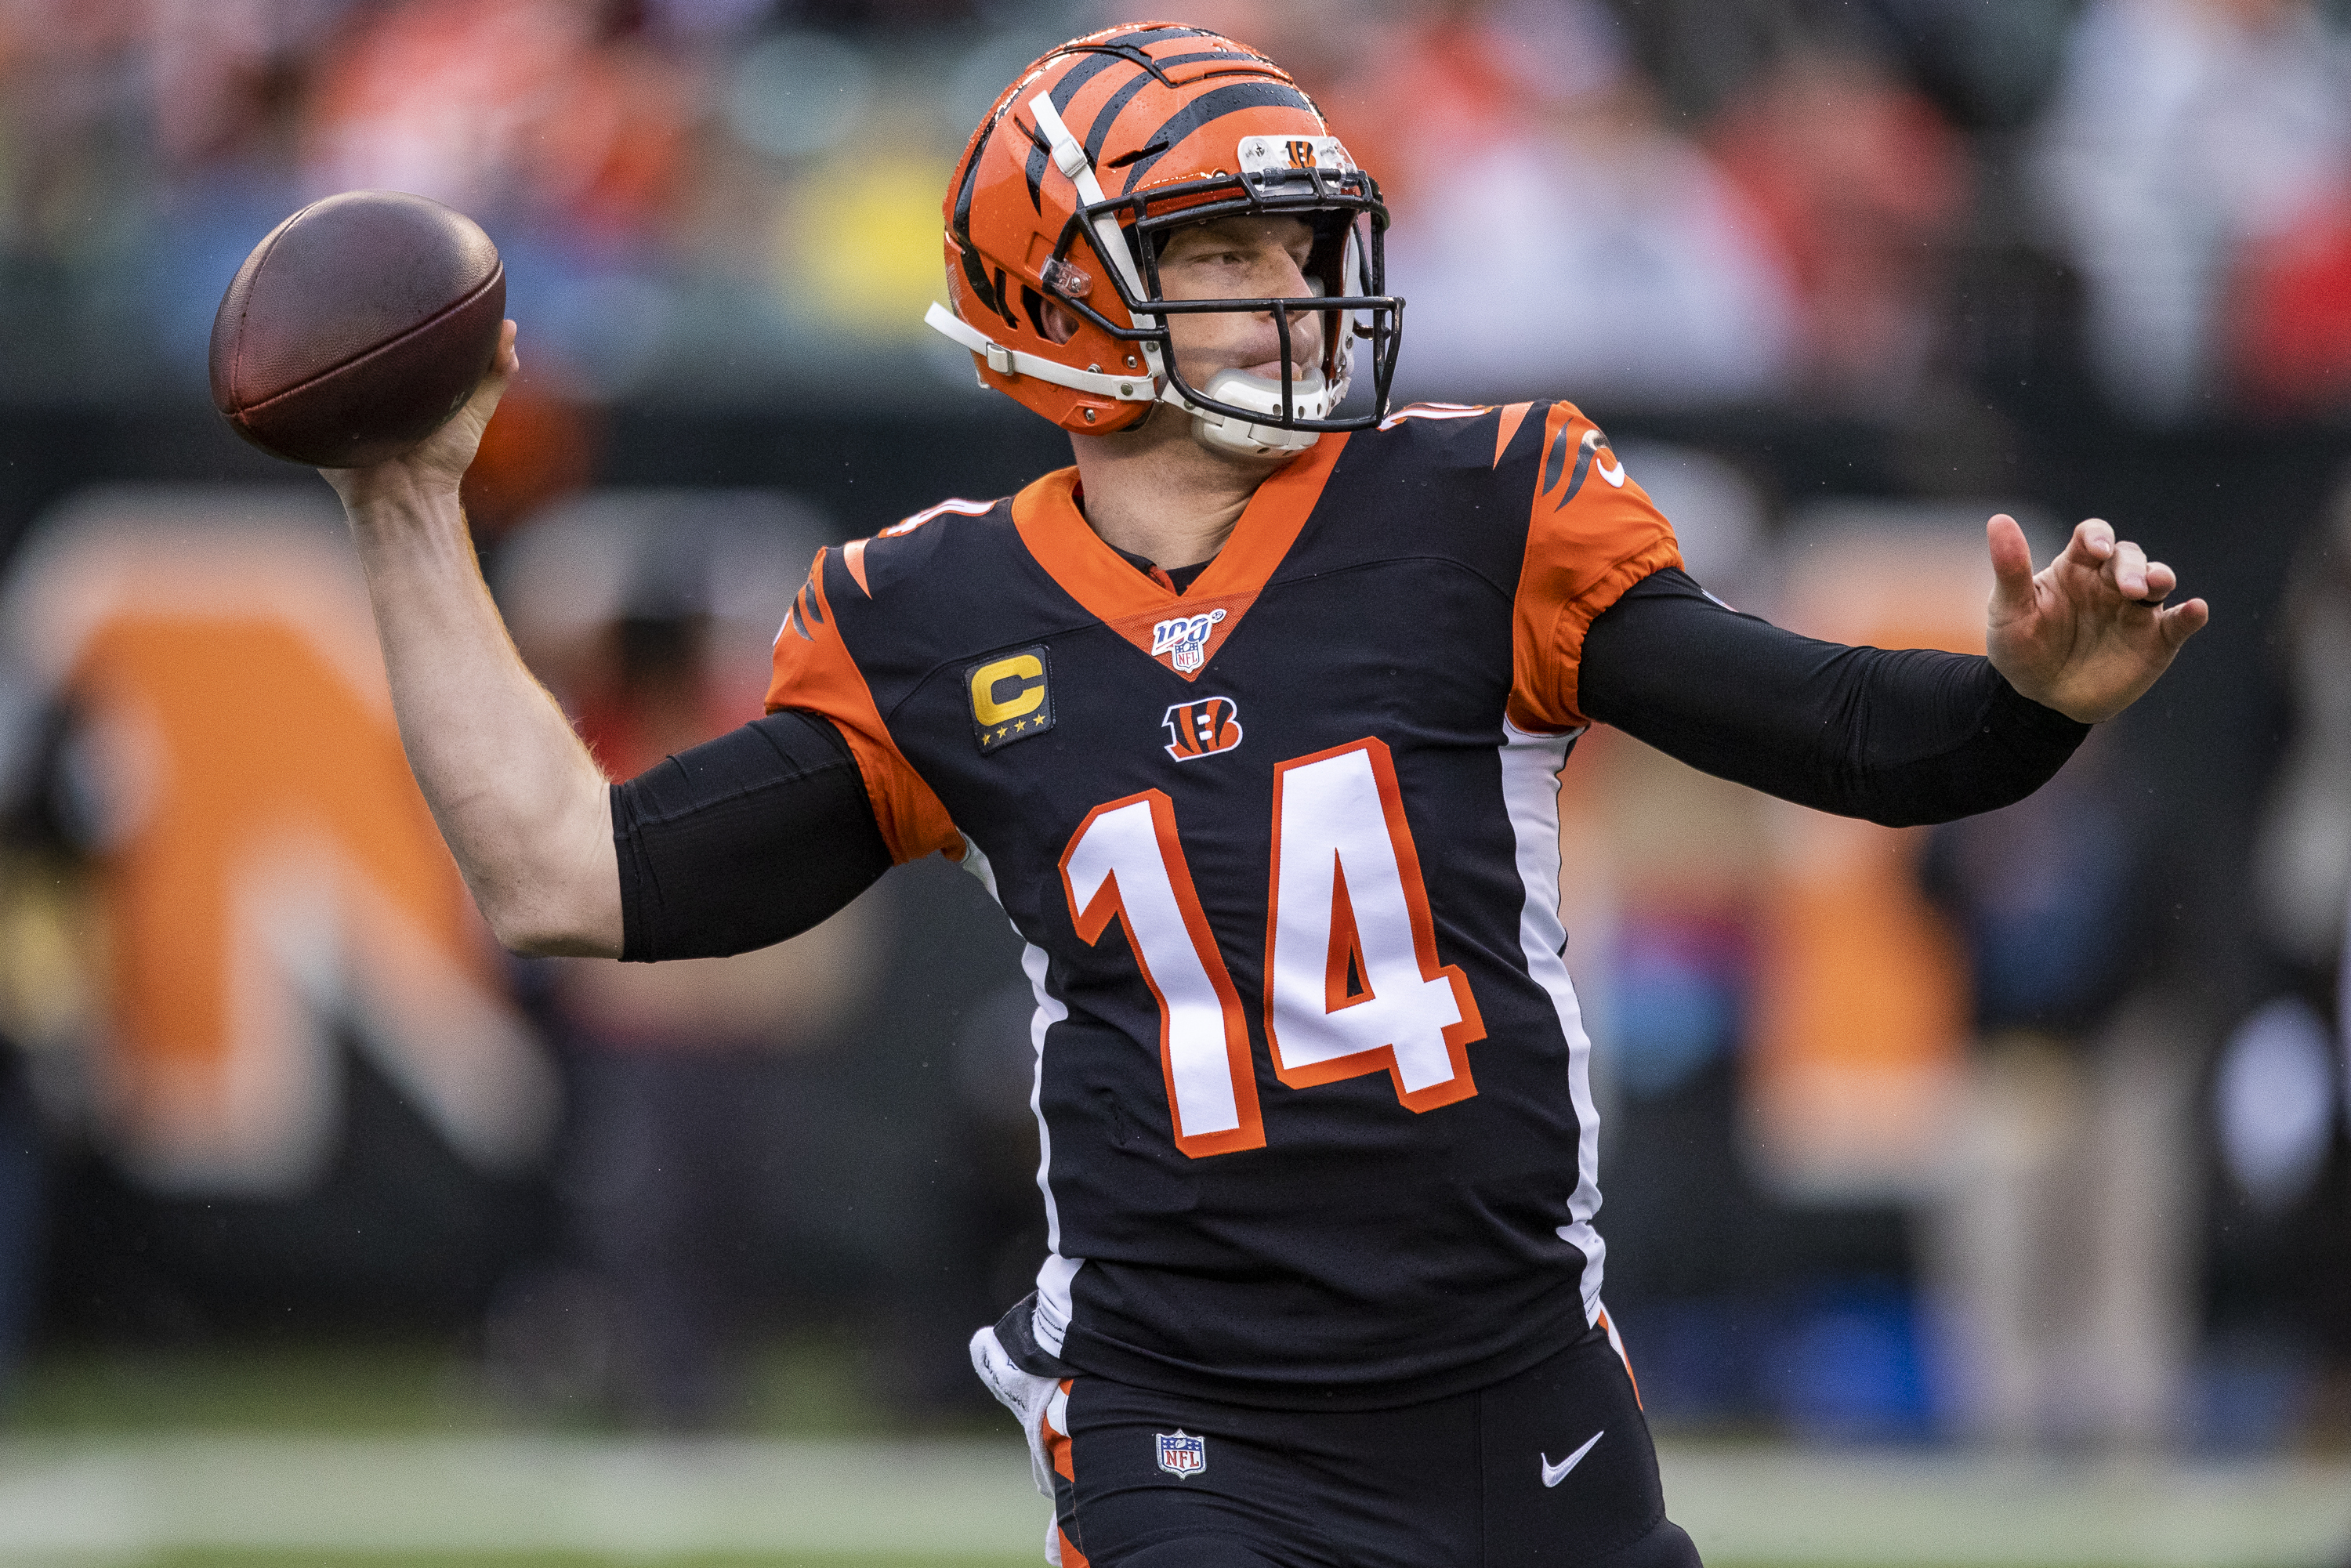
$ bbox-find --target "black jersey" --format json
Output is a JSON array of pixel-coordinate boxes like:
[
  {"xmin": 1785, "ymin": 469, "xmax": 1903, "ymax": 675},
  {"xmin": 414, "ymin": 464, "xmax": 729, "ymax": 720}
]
[{"xmin": 767, "ymin": 400, "xmax": 1679, "ymax": 1410}]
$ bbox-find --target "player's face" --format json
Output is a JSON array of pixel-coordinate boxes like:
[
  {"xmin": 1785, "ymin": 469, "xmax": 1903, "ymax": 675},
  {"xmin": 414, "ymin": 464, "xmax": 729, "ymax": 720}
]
[{"xmin": 1154, "ymin": 215, "xmax": 1325, "ymax": 387}]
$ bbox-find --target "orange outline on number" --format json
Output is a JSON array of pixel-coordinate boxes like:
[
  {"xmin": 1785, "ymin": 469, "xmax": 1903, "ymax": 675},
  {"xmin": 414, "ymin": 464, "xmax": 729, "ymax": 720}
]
[
  {"xmin": 1262, "ymin": 737, "xmax": 1485, "ymax": 1112},
  {"xmin": 1060, "ymin": 790, "xmax": 1266, "ymax": 1158}
]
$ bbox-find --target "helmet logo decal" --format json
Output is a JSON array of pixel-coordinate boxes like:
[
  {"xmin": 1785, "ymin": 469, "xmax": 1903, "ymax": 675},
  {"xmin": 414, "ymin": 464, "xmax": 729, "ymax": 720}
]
[{"xmin": 1238, "ymin": 134, "xmax": 1356, "ymax": 176}]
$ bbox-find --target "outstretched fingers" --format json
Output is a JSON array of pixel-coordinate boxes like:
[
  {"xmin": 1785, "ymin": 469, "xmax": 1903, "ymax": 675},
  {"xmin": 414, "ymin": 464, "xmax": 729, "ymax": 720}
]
[
  {"xmin": 2067, "ymin": 516, "xmax": 2183, "ymax": 606},
  {"xmin": 1990, "ymin": 512, "xmax": 2211, "ymax": 720}
]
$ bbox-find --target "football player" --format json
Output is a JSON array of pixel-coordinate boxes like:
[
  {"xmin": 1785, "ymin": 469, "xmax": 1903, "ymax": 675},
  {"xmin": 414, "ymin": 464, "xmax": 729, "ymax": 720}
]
[{"xmin": 321, "ymin": 23, "xmax": 2207, "ymax": 1568}]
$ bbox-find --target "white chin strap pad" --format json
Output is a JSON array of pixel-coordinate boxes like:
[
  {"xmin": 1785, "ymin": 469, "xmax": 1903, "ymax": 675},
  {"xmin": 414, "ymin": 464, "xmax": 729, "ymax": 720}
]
[{"xmin": 1171, "ymin": 367, "xmax": 1345, "ymax": 457}]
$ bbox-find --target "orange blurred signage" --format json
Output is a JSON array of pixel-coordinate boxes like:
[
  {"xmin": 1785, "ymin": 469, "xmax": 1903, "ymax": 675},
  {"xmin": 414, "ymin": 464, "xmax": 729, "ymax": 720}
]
[
  {"xmin": 1745, "ymin": 506, "xmax": 2034, "ymax": 1197},
  {"xmin": 4, "ymin": 488, "xmax": 552, "ymax": 1193}
]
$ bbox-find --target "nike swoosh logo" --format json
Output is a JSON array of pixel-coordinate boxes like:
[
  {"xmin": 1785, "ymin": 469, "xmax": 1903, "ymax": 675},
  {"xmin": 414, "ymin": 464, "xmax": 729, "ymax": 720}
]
[
  {"xmin": 1596, "ymin": 454, "xmax": 1626, "ymax": 487},
  {"xmin": 1541, "ymin": 1429, "xmax": 1603, "ymax": 1487}
]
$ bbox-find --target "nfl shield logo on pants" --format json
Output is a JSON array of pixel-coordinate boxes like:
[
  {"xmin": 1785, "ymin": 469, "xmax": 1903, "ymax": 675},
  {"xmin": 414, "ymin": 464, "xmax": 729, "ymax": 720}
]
[{"xmin": 1155, "ymin": 1430, "xmax": 1207, "ymax": 1478}]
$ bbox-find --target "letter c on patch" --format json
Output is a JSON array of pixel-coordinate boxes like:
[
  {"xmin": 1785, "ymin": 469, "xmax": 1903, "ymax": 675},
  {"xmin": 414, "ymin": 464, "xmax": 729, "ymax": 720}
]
[{"xmin": 970, "ymin": 654, "xmax": 1045, "ymax": 725}]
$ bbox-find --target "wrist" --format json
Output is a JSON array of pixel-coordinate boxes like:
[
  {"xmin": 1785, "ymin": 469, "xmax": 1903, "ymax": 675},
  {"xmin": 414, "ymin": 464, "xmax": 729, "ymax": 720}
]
[
  {"xmin": 333, "ymin": 469, "xmax": 469, "ymax": 533},
  {"xmin": 1985, "ymin": 641, "xmax": 2096, "ymax": 726},
  {"xmin": 1988, "ymin": 671, "xmax": 2095, "ymax": 735}
]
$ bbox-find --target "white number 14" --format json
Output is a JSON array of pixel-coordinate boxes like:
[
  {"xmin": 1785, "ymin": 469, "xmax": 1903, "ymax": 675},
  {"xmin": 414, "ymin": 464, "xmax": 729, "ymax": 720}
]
[{"xmin": 1057, "ymin": 738, "xmax": 1484, "ymax": 1158}]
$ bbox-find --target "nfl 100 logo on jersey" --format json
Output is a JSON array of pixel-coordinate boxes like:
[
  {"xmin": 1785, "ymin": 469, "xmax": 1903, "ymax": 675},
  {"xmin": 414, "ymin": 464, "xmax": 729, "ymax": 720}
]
[
  {"xmin": 1156, "ymin": 1430, "xmax": 1207, "ymax": 1478},
  {"xmin": 1150, "ymin": 608, "xmax": 1226, "ymax": 673}
]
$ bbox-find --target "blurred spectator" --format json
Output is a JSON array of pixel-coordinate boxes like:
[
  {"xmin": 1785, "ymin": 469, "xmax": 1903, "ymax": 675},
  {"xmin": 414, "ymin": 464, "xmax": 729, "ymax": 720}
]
[
  {"xmin": 1918, "ymin": 734, "xmax": 2181, "ymax": 1447},
  {"xmin": 1347, "ymin": 0, "xmax": 1797, "ymax": 405},
  {"xmin": 2255, "ymin": 479, "xmax": 2351, "ymax": 982},
  {"xmin": 2032, "ymin": 0, "xmax": 2351, "ymax": 422},
  {"xmin": 2227, "ymin": 186, "xmax": 2351, "ymax": 415},
  {"xmin": 462, "ymin": 381, "xmax": 603, "ymax": 541},
  {"xmin": 773, "ymin": 0, "xmax": 990, "ymax": 23},
  {"xmin": 0, "ymin": 2, "xmax": 150, "ymax": 266},
  {"xmin": 0, "ymin": 1036, "xmax": 35, "ymax": 1409},
  {"xmin": 1087, "ymin": 0, "xmax": 1365, "ymax": 103},
  {"xmin": 2226, "ymin": 474, "xmax": 2351, "ymax": 1437},
  {"xmin": 132, "ymin": 2, "xmax": 337, "ymax": 373},
  {"xmin": 1706, "ymin": 46, "xmax": 1972, "ymax": 408},
  {"xmin": 287, "ymin": 0, "xmax": 720, "ymax": 398},
  {"xmin": 0, "ymin": 679, "xmax": 88, "ymax": 1411},
  {"xmin": 9, "ymin": 0, "xmax": 2346, "ymax": 419},
  {"xmin": 491, "ymin": 491, "xmax": 890, "ymax": 1429},
  {"xmin": 302, "ymin": 0, "xmax": 693, "ymax": 246}
]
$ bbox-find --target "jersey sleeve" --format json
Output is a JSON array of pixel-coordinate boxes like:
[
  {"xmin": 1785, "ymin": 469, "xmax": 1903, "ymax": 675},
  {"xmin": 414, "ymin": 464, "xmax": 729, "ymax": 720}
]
[
  {"xmin": 1502, "ymin": 401, "xmax": 1685, "ymax": 733},
  {"xmin": 1581, "ymin": 569, "xmax": 2091, "ymax": 825},
  {"xmin": 763, "ymin": 545, "xmax": 963, "ymax": 864}
]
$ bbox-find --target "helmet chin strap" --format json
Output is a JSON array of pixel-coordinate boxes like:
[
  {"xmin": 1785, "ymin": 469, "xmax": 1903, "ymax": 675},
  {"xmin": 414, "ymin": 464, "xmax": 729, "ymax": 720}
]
[{"xmin": 1166, "ymin": 367, "xmax": 1348, "ymax": 457}]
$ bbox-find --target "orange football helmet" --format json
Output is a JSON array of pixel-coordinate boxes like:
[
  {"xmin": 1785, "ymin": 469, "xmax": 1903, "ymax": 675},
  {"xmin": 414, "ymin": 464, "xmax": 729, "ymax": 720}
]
[{"xmin": 925, "ymin": 22, "xmax": 1402, "ymax": 454}]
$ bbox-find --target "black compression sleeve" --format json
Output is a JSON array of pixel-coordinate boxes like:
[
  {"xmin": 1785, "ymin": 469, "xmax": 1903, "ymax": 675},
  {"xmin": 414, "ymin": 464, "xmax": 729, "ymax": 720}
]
[
  {"xmin": 611, "ymin": 708, "xmax": 893, "ymax": 961},
  {"xmin": 1578, "ymin": 568, "xmax": 2090, "ymax": 827}
]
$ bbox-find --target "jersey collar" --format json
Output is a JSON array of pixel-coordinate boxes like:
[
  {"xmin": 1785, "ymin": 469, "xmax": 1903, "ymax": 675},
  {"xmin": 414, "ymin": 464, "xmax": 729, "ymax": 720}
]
[{"xmin": 1010, "ymin": 433, "xmax": 1348, "ymax": 681}]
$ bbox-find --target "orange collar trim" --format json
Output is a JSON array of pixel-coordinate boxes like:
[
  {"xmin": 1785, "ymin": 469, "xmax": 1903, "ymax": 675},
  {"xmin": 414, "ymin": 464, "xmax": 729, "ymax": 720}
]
[{"xmin": 1010, "ymin": 433, "xmax": 1349, "ymax": 681}]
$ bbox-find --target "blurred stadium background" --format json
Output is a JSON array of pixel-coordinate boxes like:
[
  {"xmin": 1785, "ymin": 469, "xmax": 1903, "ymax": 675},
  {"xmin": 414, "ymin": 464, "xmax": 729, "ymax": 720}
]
[{"xmin": 0, "ymin": 0, "xmax": 2349, "ymax": 1563}]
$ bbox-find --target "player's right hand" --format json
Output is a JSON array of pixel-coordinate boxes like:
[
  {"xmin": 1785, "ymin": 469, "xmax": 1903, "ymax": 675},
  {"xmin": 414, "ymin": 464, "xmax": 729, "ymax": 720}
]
[
  {"xmin": 1984, "ymin": 512, "xmax": 2208, "ymax": 723},
  {"xmin": 320, "ymin": 319, "xmax": 520, "ymax": 510}
]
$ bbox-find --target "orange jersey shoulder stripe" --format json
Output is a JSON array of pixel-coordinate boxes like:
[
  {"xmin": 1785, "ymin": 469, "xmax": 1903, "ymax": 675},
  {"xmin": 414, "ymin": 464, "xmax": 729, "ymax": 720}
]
[
  {"xmin": 1491, "ymin": 401, "xmax": 1535, "ymax": 468},
  {"xmin": 765, "ymin": 546, "xmax": 962, "ymax": 864},
  {"xmin": 1508, "ymin": 402, "xmax": 1683, "ymax": 733}
]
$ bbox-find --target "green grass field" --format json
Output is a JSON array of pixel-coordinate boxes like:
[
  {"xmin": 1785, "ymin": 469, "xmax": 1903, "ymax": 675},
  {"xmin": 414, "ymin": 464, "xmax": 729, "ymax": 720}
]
[
  {"xmin": 5, "ymin": 1340, "xmax": 2347, "ymax": 1568},
  {"xmin": 148, "ymin": 1557, "xmax": 1041, "ymax": 1568},
  {"xmin": 86, "ymin": 1554, "xmax": 2283, "ymax": 1568},
  {"xmin": 8, "ymin": 1335, "xmax": 888, "ymax": 1437}
]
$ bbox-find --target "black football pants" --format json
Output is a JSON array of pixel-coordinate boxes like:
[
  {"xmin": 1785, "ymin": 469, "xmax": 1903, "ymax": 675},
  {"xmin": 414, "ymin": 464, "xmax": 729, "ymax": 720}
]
[{"xmin": 1042, "ymin": 1324, "xmax": 1703, "ymax": 1567}]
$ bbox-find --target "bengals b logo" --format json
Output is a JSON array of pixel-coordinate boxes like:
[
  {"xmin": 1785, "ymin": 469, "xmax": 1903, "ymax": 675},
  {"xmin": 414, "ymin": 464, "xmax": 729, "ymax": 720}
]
[
  {"xmin": 1285, "ymin": 139, "xmax": 1317, "ymax": 169},
  {"xmin": 1164, "ymin": 697, "xmax": 1244, "ymax": 761}
]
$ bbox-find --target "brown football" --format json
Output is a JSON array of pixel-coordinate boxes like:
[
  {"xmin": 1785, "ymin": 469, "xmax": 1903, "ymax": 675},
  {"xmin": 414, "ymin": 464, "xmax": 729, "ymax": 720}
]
[{"xmin": 209, "ymin": 190, "xmax": 505, "ymax": 468}]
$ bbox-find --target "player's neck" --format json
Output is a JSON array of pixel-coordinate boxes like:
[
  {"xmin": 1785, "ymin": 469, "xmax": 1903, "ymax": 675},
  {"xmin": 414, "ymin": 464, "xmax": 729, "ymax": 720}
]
[{"xmin": 1068, "ymin": 409, "xmax": 1299, "ymax": 570}]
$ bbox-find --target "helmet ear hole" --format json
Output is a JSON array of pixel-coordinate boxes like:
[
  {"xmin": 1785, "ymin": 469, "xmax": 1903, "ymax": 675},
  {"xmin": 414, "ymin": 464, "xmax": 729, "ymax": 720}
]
[{"xmin": 1021, "ymin": 284, "xmax": 1082, "ymax": 346}]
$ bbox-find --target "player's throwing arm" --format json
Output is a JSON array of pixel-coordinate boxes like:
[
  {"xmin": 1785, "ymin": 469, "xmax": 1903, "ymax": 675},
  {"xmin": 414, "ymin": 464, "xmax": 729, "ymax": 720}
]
[
  {"xmin": 319, "ymin": 320, "xmax": 623, "ymax": 957},
  {"xmin": 208, "ymin": 192, "xmax": 619, "ymax": 956}
]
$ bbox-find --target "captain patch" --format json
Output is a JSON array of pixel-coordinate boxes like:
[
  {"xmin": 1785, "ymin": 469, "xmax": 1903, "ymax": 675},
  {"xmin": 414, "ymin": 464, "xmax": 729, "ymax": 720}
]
[{"xmin": 968, "ymin": 646, "xmax": 1054, "ymax": 753}]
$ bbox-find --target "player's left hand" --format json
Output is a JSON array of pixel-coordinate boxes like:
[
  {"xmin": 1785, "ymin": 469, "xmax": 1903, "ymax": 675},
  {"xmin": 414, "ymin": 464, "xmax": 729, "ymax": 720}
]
[{"xmin": 1985, "ymin": 514, "xmax": 2209, "ymax": 724}]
